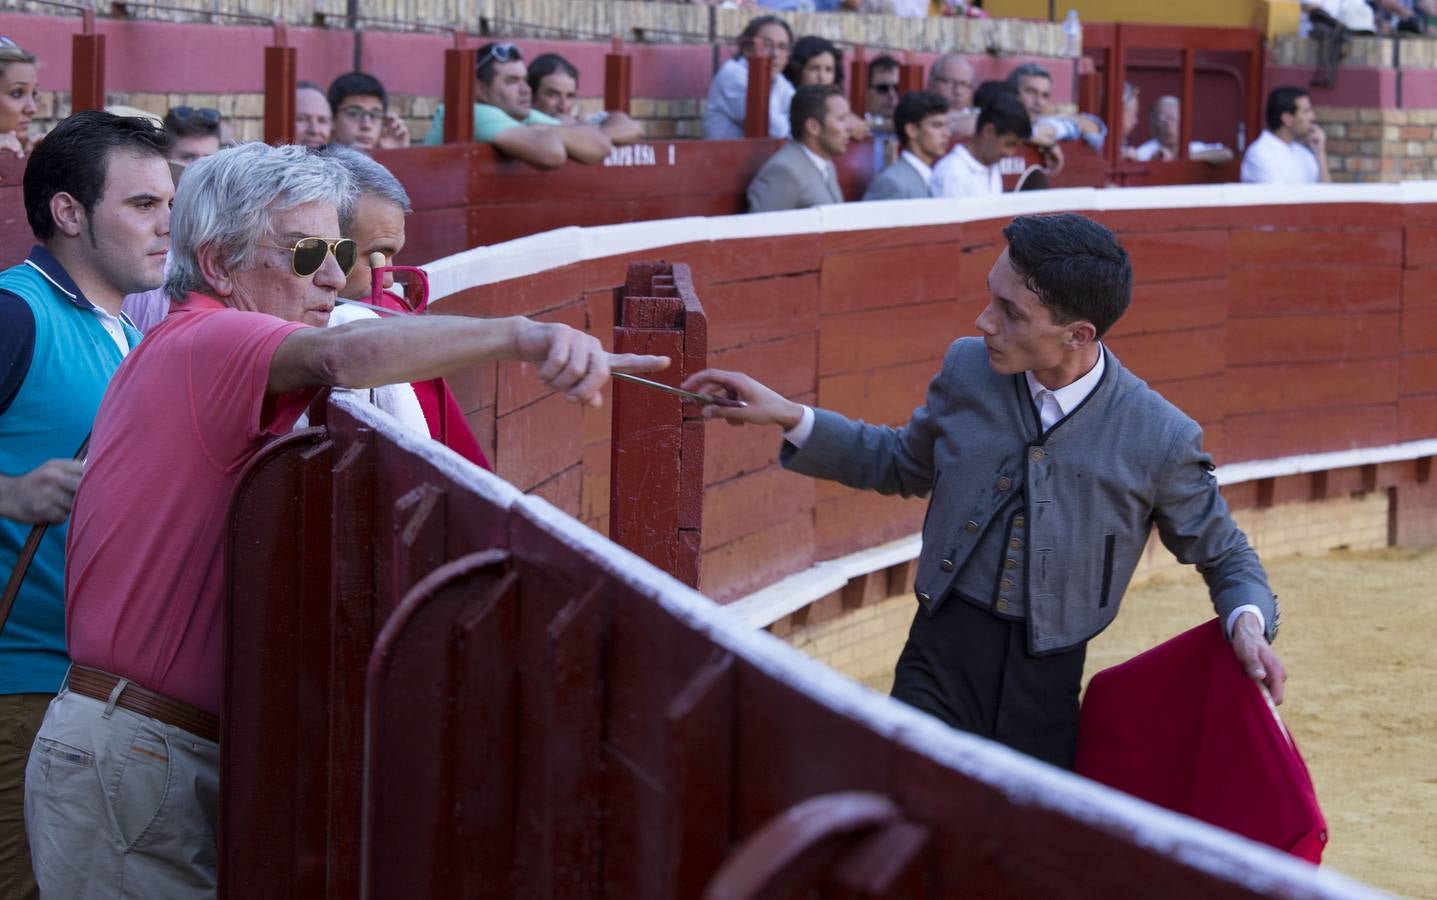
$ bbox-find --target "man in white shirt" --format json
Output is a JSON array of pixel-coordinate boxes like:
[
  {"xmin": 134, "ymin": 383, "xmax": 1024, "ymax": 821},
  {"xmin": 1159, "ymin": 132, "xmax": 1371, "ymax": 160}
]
[
  {"xmin": 863, "ymin": 91, "xmax": 951, "ymax": 201},
  {"xmin": 1241, "ymin": 86, "xmax": 1330, "ymax": 184},
  {"xmin": 746, "ymin": 84, "xmax": 851, "ymax": 213},
  {"xmin": 931, "ymin": 92, "xmax": 1030, "ymax": 199},
  {"xmin": 1132, "ymin": 96, "xmax": 1233, "ymax": 164}
]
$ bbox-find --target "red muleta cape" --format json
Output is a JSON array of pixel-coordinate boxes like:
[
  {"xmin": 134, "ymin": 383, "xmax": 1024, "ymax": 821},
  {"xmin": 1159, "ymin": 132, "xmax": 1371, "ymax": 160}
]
[{"xmin": 1074, "ymin": 618, "xmax": 1327, "ymax": 863}]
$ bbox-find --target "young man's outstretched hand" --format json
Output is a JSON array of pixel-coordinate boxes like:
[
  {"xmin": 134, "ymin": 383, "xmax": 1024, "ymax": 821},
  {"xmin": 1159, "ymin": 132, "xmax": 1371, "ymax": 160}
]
[{"xmin": 681, "ymin": 368, "xmax": 805, "ymax": 429}]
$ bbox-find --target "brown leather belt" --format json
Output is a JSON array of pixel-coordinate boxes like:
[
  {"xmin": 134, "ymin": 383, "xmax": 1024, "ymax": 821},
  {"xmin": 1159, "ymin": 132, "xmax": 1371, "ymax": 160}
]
[{"xmin": 67, "ymin": 665, "xmax": 219, "ymax": 744}]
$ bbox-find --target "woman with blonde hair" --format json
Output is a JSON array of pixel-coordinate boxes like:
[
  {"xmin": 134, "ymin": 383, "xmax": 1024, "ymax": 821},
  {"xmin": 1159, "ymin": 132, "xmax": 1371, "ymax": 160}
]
[{"xmin": 0, "ymin": 37, "xmax": 39, "ymax": 158}]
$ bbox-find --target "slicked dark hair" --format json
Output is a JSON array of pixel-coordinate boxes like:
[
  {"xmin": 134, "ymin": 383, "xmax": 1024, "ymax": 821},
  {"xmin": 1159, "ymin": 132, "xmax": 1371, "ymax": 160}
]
[
  {"xmin": 528, "ymin": 52, "xmax": 580, "ymax": 93},
  {"xmin": 790, "ymin": 83, "xmax": 844, "ymax": 142},
  {"xmin": 867, "ymin": 54, "xmax": 900, "ymax": 82},
  {"xmin": 977, "ymin": 92, "xmax": 1031, "ymax": 140},
  {"xmin": 24, "ymin": 110, "xmax": 172, "ymax": 242},
  {"xmin": 1265, "ymin": 86, "xmax": 1308, "ymax": 132},
  {"xmin": 328, "ymin": 71, "xmax": 388, "ymax": 113},
  {"xmin": 894, "ymin": 90, "xmax": 948, "ymax": 148},
  {"xmin": 974, "ymin": 79, "xmax": 1017, "ymax": 113},
  {"xmin": 1002, "ymin": 214, "xmax": 1132, "ymax": 338}
]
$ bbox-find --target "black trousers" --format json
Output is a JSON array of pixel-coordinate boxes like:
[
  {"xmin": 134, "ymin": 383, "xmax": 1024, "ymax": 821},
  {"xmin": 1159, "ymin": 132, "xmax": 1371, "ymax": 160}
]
[{"xmin": 891, "ymin": 596, "xmax": 1086, "ymax": 769}]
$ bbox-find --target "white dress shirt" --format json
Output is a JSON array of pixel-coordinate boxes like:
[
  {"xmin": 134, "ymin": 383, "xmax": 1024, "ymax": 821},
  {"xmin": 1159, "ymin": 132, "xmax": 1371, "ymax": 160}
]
[
  {"xmin": 930, "ymin": 143, "xmax": 1002, "ymax": 199},
  {"xmin": 1240, "ymin": 130, "xmax": 1320, "ymax": 184}
]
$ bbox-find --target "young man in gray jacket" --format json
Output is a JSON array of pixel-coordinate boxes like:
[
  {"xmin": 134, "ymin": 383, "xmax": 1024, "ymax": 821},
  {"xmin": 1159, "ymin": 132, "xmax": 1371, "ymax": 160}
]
[{"xmin": 683, "ymin": 213, "xmax": 1285, "ymax": 768}]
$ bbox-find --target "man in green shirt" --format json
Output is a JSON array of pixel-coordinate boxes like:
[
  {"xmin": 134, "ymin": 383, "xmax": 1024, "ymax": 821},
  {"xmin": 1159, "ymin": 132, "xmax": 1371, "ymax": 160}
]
[{"xmin": 423, "ymin": 42, "xmax": 614, "ymax": 168}]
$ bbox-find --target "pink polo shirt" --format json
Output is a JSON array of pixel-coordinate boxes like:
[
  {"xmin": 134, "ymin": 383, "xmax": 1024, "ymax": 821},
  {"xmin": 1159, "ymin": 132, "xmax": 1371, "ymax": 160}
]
[{"xmin": 65, "ymin": 293, "xmax": 316, "ymax": 716}]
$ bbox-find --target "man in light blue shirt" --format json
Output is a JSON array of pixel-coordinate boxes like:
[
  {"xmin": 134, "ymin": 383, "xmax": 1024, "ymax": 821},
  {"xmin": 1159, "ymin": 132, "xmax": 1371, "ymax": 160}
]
[{"xmin": 423, "ymin": 42, "xmax": 614, "ymax": 169}]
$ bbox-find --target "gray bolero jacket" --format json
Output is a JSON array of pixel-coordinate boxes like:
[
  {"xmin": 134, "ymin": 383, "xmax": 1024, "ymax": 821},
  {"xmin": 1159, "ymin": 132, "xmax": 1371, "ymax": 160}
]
[{"xmin": 781, "ymin": 337, "xmax": 1278, "ymax": 654}]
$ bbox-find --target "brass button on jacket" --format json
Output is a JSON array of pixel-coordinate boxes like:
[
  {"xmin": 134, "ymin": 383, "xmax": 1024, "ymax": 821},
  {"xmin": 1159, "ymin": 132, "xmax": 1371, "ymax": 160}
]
[
  {"xmin": 939, "ymin": 559, "xmax": 954, "ymax": 572},
  {"xmin": 1030, "ymin": 447, "xmax": 1046, "ymax": 461},
  {"xmin": 1009, "ymin": 537, "xmax": 1023, "ymax": 549},
  {"xmin": 996, "ymin": 476, "xmax": 1012, "ymax": 491},
  {"xmin": 1000, "ymin": 579, "xmax": 1014, "ymax": 591},
  {"xmin": 1004, "ymin": 558, "xmax": 1018, "ymax": 570},
  {"xmin": 996, "ymin": 599, "xmax": 1010, "ymax": 612},
  {"xmin": 964, "ymin": 520, "xmax": 979, "ymax": 533}
]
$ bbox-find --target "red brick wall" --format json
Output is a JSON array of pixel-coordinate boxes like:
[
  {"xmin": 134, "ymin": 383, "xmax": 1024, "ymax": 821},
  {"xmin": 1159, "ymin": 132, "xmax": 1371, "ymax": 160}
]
[{"xmin": 437, "ymin": 202, "xmax": 1437, "ymax": 601}]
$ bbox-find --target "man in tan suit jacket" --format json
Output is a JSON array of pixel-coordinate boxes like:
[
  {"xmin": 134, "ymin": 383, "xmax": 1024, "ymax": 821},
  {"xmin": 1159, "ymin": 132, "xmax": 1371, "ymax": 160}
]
[{"xmin": 746, "ymin": 84, "xmax": 851, "ymax": 213}]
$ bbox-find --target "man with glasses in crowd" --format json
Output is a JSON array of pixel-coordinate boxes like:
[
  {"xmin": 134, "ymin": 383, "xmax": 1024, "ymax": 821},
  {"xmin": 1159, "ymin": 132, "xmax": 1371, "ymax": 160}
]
[
  {"xmin": 865, "ymin": 55, "xmax": 903, "ymax": 171},
  {"xmin": 24, "ymin": 142, "xmax": 669, "ymax": 897},
  {"xmin": 423, "ymin": 42, "xmax": 613, "ymax": 168},
  {"xmin": 326, "ymin": 71, "xmax": 411, "ymax": 152},
  {"xmin": 0, "ymin": 110, "xmax": 173, "ymax": 898},
  {"xmin": 163, "ymin": 105, "xmax": 222, "ymax": 165}
]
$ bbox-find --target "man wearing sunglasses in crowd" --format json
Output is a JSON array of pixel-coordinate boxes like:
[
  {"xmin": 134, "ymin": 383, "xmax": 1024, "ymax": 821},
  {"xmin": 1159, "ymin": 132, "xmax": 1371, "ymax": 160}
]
[
  {"xmin": 422, "ymin": 42, "xmax": 614, "ymax": 169},
  {"xmin": 864, "ymin": 55, "xmax": 903, "ymax": 172},
  {"xmin": 0, "ymin": 110, "xmax": 173, "ymax": 897},
  {"xmin": 24, "ymin": 142, "xmax": 668, "ymax": 897},
  {"xmin": 163, "ymin": 104, "xmax": 222, "ymax": 165},
  {"xmin": 326, "ymin": 71, "xmax": 411, "ymax": 152}
]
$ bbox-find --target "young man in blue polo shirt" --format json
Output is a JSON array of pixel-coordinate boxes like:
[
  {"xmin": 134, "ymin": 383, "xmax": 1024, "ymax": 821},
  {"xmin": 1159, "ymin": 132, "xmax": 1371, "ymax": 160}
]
[{"xmin": 0, "ymin": 109, "xmax": 173, "ymax": 895}]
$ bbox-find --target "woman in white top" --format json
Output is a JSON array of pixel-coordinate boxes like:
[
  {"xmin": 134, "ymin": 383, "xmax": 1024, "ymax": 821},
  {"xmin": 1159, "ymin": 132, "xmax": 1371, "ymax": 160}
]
[{"xmin": 703, "ymin": 15, "xmax": 796, "ymax": 140}]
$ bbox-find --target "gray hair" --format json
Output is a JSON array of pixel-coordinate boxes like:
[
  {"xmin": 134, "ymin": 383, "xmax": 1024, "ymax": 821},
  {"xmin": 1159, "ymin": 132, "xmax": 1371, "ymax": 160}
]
[
  {"xmin": 317, "ymin": 144, "xmax": 412, "ymax": 234},
  {"xmin": 1150, "ymin": 94, "xmax": 1179, "ymax": 129},
  {"xmin": 165, "ymin": 142, "xmax": 356, "ymax": 301},
  {"xmin": 930, "ymin": 52, "xmax": 971, "ymax": 79},
  {"xmin": 1006, "ymin": 62, "xmax": 1051, "ymax": 86}
]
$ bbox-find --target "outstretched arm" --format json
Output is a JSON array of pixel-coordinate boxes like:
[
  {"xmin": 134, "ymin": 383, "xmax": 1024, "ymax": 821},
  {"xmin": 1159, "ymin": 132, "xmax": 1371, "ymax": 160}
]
[
  {"xmin": 490, "ymin": 125, "xmax": 568, "ymax": 169},
  {"xmin": 269, "ymin": 315, "xmax": 668, "ymax": 408}
]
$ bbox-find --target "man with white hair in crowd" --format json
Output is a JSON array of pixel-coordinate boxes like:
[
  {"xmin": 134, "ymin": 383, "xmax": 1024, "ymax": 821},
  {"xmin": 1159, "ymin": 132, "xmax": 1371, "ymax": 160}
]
[{"xmin": 24, "ymin": 143, "xmax": 668, "ymax": 896}]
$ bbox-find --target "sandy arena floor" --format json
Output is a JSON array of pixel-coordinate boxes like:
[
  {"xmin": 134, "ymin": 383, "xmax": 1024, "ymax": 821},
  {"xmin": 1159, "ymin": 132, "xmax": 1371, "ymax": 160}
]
[{"xmin": 1086, "ymin": 548, "xmax": 1437, "ymax": 898}]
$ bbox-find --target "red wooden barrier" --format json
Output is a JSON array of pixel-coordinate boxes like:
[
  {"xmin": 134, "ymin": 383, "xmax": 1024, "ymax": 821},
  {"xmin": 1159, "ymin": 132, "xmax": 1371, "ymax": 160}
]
[
  {"xmin": 70, "ymin": 31, "xmax": 105, "ymax": 113},
  {"xmin": 605, "ymin": 36, "xmax": 632, "ymax": 115},
  {"xmin": 443, "ymin": 46, "xmax": 477, "ymax": 145},
  {"xmin": 744, "ymin": 54, "xmax": 773, "ymax": 140},
  {"xmin": 220, "ymin": 390, "xmax": 1366, "ymax": 898},
  {"xmin": 610, "ymin": 262, "xmax": 708, "ymax": 587},
  {"xmin": 263, "ymin": 40, "xmax": 297, "ymax": 145}
]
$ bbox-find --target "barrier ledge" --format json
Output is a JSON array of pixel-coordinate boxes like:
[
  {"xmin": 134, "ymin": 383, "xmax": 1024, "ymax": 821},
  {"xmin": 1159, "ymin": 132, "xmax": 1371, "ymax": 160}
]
[
  {"xmin": 515, "ymin": 489, "xmax": 1377, "ymax": 898},
  {"xmin": 727, "ymin": 436, "xmax": 1437, "ymax": 629},
  {"xmin": 424, "ymin": 181, "xmax": 1436, "ymax": 303}
]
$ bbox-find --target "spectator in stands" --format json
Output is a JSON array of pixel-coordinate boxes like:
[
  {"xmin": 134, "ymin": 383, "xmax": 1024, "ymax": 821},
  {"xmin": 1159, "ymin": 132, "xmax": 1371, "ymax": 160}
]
[
  {"xmin": 865, "ymin": 55, "xmax": 903, "ymax": 170},
  {"xmin": 422, "ymin": 43, "xmax": 614, "ymax": 168},
  {"xmin": 1119, "ymin": 82, "xmax": 1140, "ymax": 160},
  {"xmin": 863, "ymin": 90, "xmax": 950, "ymax": 201},
  {"xmin": 928, "ymin": 52, "xmax": 979, "ymax": 143},
  {"xmin": 0, "ymin": 37, "xmax": 38, "ymax": 158},
  {"xmin": 1006, "ymin": 62, "xmax": 1106, "ymax": 174},
  {"xmin": 931, "ymin": 91, "xmax": 1030, "ymax": 199},
  {"xmin": 327, "ymin": 71, "xmax": 411, "ymax": 152},
  {"xmin": 295, "ymin": 80, "xmax": 333, "ymax": 150},
  {"xmin": 24, "ymin": 142, "xmax": 667, "ymax": 897},
  {"xmin": 526, "ymin": 52, "xmax": 643, "ymax": 145},
  {"xmin": 322, "ymin": 145, "xmax": 493, "ymax": 467},
  {"xmin": 785, "ymin": 36, "xmax": 844, "ymax": 88},
  {"xmin": 1241, "ymin": 86, "xmax": 1330, "ymax": 184},
  {"xmin": 0, "ymin": 110, "xmax": 172, "ymax": 898},
  {"xmin": 1132, "ymin": 95, "xmax": 1233, "ymax": 164},
  {"xmin": 703, "ymin": 15, "xmax": 796, "ymax": 140},
  {"xmin": 681, "ymin": 212, "xmax": 1286, "ymax": 770},
  {"xmin": 747, "ymin": 84, "xmax": 850, "ymax": 213},
  {"xmin": 163, "ymin": 105, "xmax": 222, "ymax": 165}
]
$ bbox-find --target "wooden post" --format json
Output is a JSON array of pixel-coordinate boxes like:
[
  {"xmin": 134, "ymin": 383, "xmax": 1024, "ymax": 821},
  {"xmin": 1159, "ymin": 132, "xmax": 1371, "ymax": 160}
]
[
  {"xmin": 901, "ymin": 52, "xmax": 924, "ymax": 94},
  {"xmin": 744, "ymin": 54, "xmax": 772, "ymax": 139},
  {"xmin": 1178, "ymin": 46, "xmax": 1195, "ymax": 160},
  {"xmin": 443, "ymin": 47, "xmax": 477, "ymax": 144},
  {"xmin": 610, "ymin": 262, "xmax": 707, "ymax": 588},
  {"xmin": 1104, "ymin": 25, "xmax": 1127, "ymax": 169},
  {"xmin": 263, "ymin": 46, "xmax": 297, "ymax": 145},
  {"xmin": 70, "ymin": 32, "xmax": 105, "ymax": 113},
  {"xmin": 1245, "ymin": 32, "xmax": 1264, "ymax": 152},
  {"xmin": 604, "ymin": 35, "xmax": 632, "ymax": 115},
  {"xmin": 849, "ymin": 44, "xmax": 868, "ymax": 118}
]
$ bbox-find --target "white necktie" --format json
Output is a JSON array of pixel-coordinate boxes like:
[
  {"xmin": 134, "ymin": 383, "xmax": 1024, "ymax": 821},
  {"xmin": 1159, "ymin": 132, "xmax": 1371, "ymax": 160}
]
[{"xmin": 1036, "ymin": 390, "xmax": 1063, "ymax": 431}]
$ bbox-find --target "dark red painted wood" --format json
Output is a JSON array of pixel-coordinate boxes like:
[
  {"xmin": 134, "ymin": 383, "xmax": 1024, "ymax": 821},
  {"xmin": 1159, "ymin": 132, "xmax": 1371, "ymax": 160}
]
[
  {"xmin": 70, "ymin": 32, "xmax": 105, "ymax": 113},
  {"xmin": 745, "ymin": 54, "xmax": 772, "ymax": 139},
  {"xmin": 263, "ymin": 45, "xmax": 296, "ymax": 145},
  {"xmin": 443, "ymin": 47, "xmax": 476, "ymax": 145},
  {"xmin": 605, "ymin": 39, "xmax": 632, "ymax": 115}
]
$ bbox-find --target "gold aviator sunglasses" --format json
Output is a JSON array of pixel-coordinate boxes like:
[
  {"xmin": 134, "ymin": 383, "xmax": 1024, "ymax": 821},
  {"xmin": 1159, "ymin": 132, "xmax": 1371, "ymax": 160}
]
[{"xmin": 265, "ymin": 237, "xmax": 359, "ymax": 277}]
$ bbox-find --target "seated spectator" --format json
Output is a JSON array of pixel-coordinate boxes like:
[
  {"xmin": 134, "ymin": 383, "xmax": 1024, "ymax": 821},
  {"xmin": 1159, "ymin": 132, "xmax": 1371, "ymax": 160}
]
[
  {"xmin": 0, "ymin": 109, "xmax": 171, "ymax": 900},
  {"xmin": 865, "ymin": 54, "xmax": 903, "ymax": 170},
  {"xmin": 163, "ymin": 105, "xmax": 222, "ymax": 164},
  {"xmin": 931, "ymin": 92, "xmax": 1030, "ymax": 199},
  {"xmin": 703, "ymin": 15, "xmax": 795, "ymax": 140},
  {"xmin": 747, "ymin": 84, "xmax": 850, "ymax": 213},
  {"xmin": 784, "ymin": 36, "xmax": 844, "ymax": 88},
  {"xmin": 864, "ymin": 90, "xmax": 950, "ymax": 201},
  {"xmin": 23, "ymin": 142, "xmax": 668, "ymax": 898},
  {"xmin": 321, "ymin": 145, "xmax": 494, "ymax": 468},
  {"xmin": 1006, "ymin": 62, "xmax": 1105, "ymax": 174},
  {"xmin": 526, "ymin": 52, "xmax": 643, "ymax": 145},
  {"xmin": 0, "ymin": 37, "xmax": 38, "ymax": 158},
  {"xmin": 1120, "ymin": 82, "xmax": 1140, "ymax": 160},
  {"xmin": 1241, "ymin": 86, "xmax": 1330, "ymax": 183},
  {"xmin": 422, "ymin": 43, "xmax": 614, "ymax": 168},
  {"xmin": 295, "ymin": 80, "xmax": 333, "ymax": 149},
  {"xmin": 928, "ymin": 53, "xmax": 979, "ymax": 142},
  {"xmin": 1132, "ymin": 95, "xmax": 1233, "ymax": 164},
  {"xmin": 327, "ymin": 71, "xmax": 411, "ymax": 152}
]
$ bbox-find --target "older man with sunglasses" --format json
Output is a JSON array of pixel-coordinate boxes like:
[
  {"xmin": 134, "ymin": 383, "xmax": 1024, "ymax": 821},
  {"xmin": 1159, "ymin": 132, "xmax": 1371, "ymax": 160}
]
[
  {"xmin": 422, "ymin": 42, "xmax": 613, "ymax": 168},
  {"xmin": 24, "ymin": 143, "xmax": 667, "ymax": 898}
]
